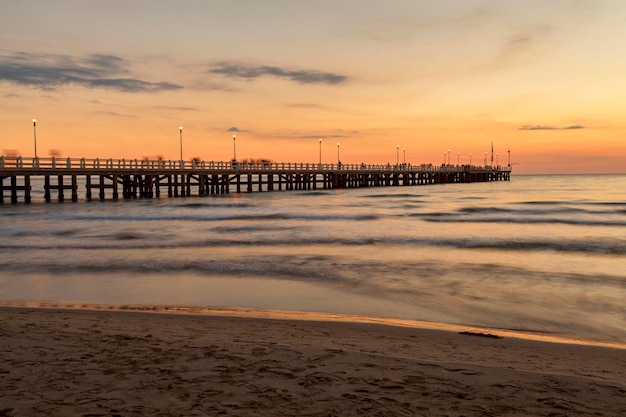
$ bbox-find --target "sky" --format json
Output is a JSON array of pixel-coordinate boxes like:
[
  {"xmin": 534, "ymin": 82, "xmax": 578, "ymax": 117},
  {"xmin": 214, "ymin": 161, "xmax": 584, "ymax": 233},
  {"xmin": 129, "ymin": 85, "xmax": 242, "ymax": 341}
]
[{"xmin": 1, "ymin": 0, "xmax": 625, "ymax": 174}]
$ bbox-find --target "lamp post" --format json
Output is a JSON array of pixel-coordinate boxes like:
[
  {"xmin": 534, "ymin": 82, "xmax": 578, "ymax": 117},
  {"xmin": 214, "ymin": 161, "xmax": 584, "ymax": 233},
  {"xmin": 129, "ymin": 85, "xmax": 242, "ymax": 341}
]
[
  {"xmin": 178, "ymin": 127, "xmax": 183, "ymax": 161},
  {"xmin": 403, "ymin": 148, "xmax": 406, "ymax": 164},
  {"xmin": 457, "ymin": 152, "xmax": 460, "ymax": 166},
  {"xmin": 484, "ymin": 152, "xmax": 487, "ymax": 166},
  {"xmin": 32, "ymin": 119, "xmax": 37, "ymax": 158},
  {"xmin": 319, "ymin": 138, "xmax": 322, "ymax": 165},
  {"xmin": 233, "ymin": 135, "xmax": 236, "ymax": 161},
  {"xmin": 443, "ymin": 152, "xmax": 446, "ymax": 165},
  {"xmin": 396, "ymin": 145, "xmax": 399, "ymax": 165},
  {"xmin": 447, "ymin": 149, "xmax": 450, "ymax": 165},
  {"xmin": 469, "ymin": 153, "xmax": 472, "ymax": 165},
  {"xmin": 508, "ymin": 149, "xmax": 511, "ymax": 167},
  {"xmin": 337, "ymin": 143, "xmax": 340, "ymax": 165},
  {"xmin": 496, "ymin": 153, "xmax": 499, "ymax": 167}
]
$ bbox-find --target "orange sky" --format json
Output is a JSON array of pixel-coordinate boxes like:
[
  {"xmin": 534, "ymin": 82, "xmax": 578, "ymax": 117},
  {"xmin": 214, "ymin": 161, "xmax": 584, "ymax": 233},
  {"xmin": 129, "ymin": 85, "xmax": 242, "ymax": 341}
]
[{"xmin": 1, "ymin": 1, "xmax": 625, "ymax": 174}]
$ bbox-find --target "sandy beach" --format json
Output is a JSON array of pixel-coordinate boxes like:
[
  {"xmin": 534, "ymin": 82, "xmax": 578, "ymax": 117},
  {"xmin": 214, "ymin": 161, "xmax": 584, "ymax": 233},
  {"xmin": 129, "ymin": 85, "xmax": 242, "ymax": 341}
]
[{"xmin": 1, "ymin": 305, "xmax": 625, "ymax": 416}]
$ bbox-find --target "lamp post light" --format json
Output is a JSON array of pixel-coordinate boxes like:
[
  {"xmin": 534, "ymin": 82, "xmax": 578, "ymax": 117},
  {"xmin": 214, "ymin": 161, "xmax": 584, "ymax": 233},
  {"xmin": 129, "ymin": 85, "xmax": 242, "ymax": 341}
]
[
  {"xmin": 233, "ymin": 135, "xmax": 236, "ymax": 161},
  {"xmin": 396, "ymin": 145, "xmax": 399, "ymax": 165},
  {"xmin": 319, "ymin": 138, "xmax": 322, "ymax": 165},
  {"xmin": 447, "ymin": 149, "xmax": 451, "ymax": 165},
  {"xmin": 337, "ymin": 143, "xmax": 340, "ymax": 165},
  {"xmin": 178, "ymin": 126, "xmax": 183, "ymax": 162},
  {"xmin": 32, "ymin": 119, "xmax": 37, "ymax": 158},
  {"xmin": 508, "ymin": 149, "xmax": 511, "ymax": 167},
  {"xmin": 403, "ymin": 148, "xmax": 406, "ymax": 164}
]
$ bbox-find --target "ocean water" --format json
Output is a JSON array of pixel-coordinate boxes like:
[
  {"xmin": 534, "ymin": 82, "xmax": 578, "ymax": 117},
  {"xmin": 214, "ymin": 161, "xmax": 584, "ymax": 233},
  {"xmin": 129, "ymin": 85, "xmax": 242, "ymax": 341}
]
[{"xmin": 1, "ymin": 174, "xmax": 625, "ymax": 344}]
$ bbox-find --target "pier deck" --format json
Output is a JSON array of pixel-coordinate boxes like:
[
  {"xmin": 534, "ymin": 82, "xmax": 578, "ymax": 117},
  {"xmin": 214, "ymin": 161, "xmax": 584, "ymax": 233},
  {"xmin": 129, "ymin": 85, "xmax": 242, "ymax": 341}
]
[{"xmin": 0, "ymin": 156, "xmax": 511, "ymax": 203}]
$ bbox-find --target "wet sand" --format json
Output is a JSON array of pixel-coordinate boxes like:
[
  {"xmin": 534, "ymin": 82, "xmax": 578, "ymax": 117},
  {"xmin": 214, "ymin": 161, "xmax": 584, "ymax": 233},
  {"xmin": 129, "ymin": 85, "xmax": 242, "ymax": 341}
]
[{"xmin": 1, "ymin": 305, "xmax": 625, "ymax": 416}]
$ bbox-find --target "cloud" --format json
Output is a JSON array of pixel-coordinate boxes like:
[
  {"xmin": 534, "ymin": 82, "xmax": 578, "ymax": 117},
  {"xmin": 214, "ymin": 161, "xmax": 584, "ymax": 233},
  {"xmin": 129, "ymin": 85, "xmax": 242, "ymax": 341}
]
[
  {"xmin": 227, "ymin": 127, "xmax": 246, "ymax": 132},
  {"xmin": 209, "ymin": 63, "xmax": 347, "ymax": 85},
  {"xmin": 91, "ymin": 110, "xmax": 136, "ymax": 118},
  {"xmin": 0, "ymin": 52, "xmax": 182, "ymax": 92},
  {"xmin": 519, "ymin": 125, "xmax": 558, "ymax": 130},
  {"xmin": 150, "ymin": 105, "xmax": 199, "ymax": 112},
  {"xmin": 519, "ymin": 125, "xmax": 585, "ymax": 131},
  {"xmin": 301, "ymin": 134, "xmax": 348, "ymax": 139},
  {"xmin": 506, "ymin": 34, "xmax": 532, "ymax": 48}
]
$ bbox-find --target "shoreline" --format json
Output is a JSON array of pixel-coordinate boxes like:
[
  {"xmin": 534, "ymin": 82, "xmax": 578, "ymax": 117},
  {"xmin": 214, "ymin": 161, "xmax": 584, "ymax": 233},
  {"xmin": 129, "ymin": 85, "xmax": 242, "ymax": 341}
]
[
  {"xmin": 2, "ymin": 300, "xmax": 625, "ymax": 350},
  {"xmin": 2, "ymin": 304, "xmax": 625, "ymax": 416}
]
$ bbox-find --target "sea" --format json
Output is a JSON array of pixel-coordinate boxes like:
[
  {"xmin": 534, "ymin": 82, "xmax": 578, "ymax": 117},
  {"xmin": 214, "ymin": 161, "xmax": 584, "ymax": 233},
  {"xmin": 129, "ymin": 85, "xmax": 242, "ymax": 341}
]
[{"xmin": 1, "ymin": 174, "xmax": 624, "ymax": 345}]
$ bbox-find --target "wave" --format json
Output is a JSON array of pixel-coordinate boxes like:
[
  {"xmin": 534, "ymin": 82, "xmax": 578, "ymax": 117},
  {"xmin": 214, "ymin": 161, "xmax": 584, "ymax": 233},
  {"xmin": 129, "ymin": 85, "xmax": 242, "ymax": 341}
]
[
  {"xmin": 362, "ymin": 193, "xmax": 423, "ymax": 199},
  {"xmin": 457, "ymin": 206, "xmax": 587, "ymax": 215},
  {"xmin": 26, "ymin": 212, "xmax": 381, "ymax": 223},
  {"xmin": 522, "ymin": 201, "xmax": 626, "ymax": 208},
  {"xmin": 455, "ymin": 205, "xmax": 621, "ymax": 216},
  {"xmin": 416, "ymin": 205, "xmax": 626, "ymax": 226},
  {"xmin": 14, "ymin": 205, "xmax": 620, "ymax": 226},
  {"xmin": 177, "ymin": 202, "xmax": 256, "ymax": 208},
  {"xmin": 1, "ymin": 252, "xmax": 622, "ymax": 284},
  {"xmin": 420, "ymin": 216, "xmax": 626, "ymax": 227},
  {"xmin": 421, "ymin": 216, "xmax": 626, "ymax": 227},
  {"xmin": 2, "ymin": 235, "xmax": 624, "ymax": 255},
  {"xmin": 440, "ymin": 237, "xmax": 626, "ymax": 255},
  {"xmin": 2, "ymin": 253, "xmax": 623, "ymax": 344}
]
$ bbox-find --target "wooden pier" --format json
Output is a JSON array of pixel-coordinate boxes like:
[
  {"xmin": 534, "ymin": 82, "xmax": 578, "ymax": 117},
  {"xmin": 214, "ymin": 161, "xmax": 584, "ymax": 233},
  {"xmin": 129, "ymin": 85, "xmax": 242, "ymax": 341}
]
[{"xmin": 0, "ymin": 156, "xmax": 511, "ymax": 204}]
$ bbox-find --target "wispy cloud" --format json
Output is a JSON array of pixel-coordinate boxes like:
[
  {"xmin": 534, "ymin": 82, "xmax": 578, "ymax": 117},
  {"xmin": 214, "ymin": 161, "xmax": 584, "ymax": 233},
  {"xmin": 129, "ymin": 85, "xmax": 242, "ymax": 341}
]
[
  {"xmin": 209, "ymin": 63, "xmax": 347, "ymax": 85},
  {"xmin": 301, "ymin": 134, "xmax": 349, "ymax": 139},
  {"xmin": 294, "ymin": 129, "xmax": 359, "ymax": 140},
  {"xmin": 227, "ymin": 127, "xmax": 247, "ymax": 132},
  {"xmin": 519, "ymin": 124, "xmax": 586, "ymax": 131},
  {"xmin": 150, "ymin": 105, "xmax": 199, "ymax": 112},
  {"xmin": 519, "ymin": 125, "xmax": 558, "ymax": 130},
  {"xmin": 0, "ymin": 52, "xmax": 182, "ymax": 92},
  {"xmin": 91, "ymin": 110, "xmax": 136, "ymax": 118}
]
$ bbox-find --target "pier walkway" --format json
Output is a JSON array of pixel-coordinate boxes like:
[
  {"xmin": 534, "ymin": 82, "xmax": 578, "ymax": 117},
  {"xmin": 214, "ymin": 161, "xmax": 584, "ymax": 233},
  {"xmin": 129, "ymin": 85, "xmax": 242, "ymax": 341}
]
[{"xmin": 0, "ymin": 156, "xmax": 511, "ymax": 203}]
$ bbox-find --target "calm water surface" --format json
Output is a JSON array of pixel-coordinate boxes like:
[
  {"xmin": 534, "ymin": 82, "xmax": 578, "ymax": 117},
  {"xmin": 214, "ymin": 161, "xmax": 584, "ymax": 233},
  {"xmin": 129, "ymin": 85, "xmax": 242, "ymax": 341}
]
[{"xmin": 1, "ymin": 174, "xmax": 624, "ymax": 343}]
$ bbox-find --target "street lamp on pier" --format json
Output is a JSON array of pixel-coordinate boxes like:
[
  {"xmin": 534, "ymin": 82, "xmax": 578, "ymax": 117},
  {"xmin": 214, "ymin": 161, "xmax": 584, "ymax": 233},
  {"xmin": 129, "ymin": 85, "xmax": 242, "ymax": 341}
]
[
  {"xmin": 233, "ymin": 135, "xmax": 237, "ymax": 161},
  {"xmin": 32, "ymin": 119, "xmax": 37, "ymax": 158},
  {"xmin": 337, "ymin": 143, "xmax": 340, "ymax": 165},
  {"xmin": 469, "ymin": 153, "xmax": 472, "ymax": 165},
  {"xmin": 178, "ymin": 127, "xmax": 183, "ymax": 161},
  {"xmin": 457, "ymin": 152, "xmax": 460, "ymax": 166},
  {"xmin": 484, "ymin": 152, "xmax": 487, "ymax": 166},
  {"xmin": 319, "ymin": 138, "xmax": 322, "ymax": 165},
  {"xmin": 403, "ymin": 148, "xmax": 406, "ymax": 164},
  {"xmin": 396, "ymin": 145, "xmax": 399, "ymax": 165}
]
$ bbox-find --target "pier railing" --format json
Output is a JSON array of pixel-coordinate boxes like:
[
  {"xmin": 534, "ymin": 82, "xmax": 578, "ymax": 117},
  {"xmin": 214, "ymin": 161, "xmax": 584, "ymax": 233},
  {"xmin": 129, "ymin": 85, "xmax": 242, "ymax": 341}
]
[{"xmin": 0, "ymin": 156, "xmax": 511, "ymax": 172}]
